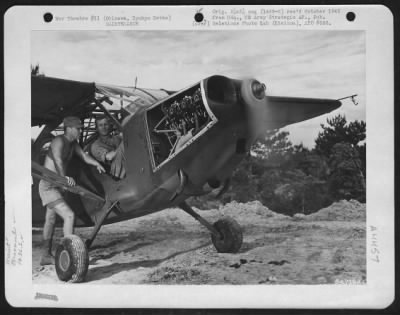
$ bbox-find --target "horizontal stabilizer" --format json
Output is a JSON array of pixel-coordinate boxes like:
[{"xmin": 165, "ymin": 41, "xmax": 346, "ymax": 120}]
[{"xmin": 265, "ymin": 96, "xmax": 341, "ymax": 129}]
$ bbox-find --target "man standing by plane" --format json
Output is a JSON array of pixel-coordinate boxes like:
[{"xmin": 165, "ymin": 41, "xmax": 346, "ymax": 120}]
[
  {"xmin": 38, "ymin": 116, "xmax": 105, "ymax": 265},
  {"xmin": 91, "ymin": 115, "xmax": 126, "ymax": 179}
]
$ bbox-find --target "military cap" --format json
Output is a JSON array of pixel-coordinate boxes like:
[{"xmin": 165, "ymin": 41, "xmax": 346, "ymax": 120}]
[{"xmin": 63, "ymin": 116, "xmax": 83, "ymax": 128}]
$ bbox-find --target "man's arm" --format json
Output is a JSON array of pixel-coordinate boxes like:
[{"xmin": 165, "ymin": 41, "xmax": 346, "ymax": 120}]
[
  {"xmin": 104, "ymin": 135, "xmax": 122, "ymax": 161},
  {"xmin": 105, "ymin": 150, "xmax": 117, "ymax": 162},
  {"xmin": 91, "ymin": 138, "xmax": 119, "ymax": 163},
  {"xmin": 90, "ymin": 140, "xmax": 108, "ymax": 163},
  {"xmin": 74, "ymin": 143, "xmax": 106, "ymax": 173}
]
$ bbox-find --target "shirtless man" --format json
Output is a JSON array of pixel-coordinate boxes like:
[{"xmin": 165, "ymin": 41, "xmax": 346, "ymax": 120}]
[
  {"xmin": 91, "ymin": 116, "xmax": 126, "ymax": 179},
  {"xmin": 38, "ymin": 116, "xmax": 105, "ymax": 265}
]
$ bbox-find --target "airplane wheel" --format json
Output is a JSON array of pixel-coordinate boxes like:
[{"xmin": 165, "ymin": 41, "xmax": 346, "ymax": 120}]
[
  {"xmin": 211, "ymin": 217, "xmax": 243, "ymax": 253},
  {"xmin": 55, "ymin": 235, "xmax": 89, "ymax": 283}
]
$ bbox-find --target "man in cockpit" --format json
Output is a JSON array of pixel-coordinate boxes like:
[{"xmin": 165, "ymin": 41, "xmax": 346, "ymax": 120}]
[{"xmin": 90, "ymin": 116, "xmax": 126, "ymax": 179}]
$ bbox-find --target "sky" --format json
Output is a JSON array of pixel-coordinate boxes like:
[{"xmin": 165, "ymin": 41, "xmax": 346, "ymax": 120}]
[{"xmin": 32, "ymin": 30, "xmax": 365, "ymax": 148}]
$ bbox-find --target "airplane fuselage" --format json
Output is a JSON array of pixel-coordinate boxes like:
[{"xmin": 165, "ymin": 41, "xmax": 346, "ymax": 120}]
[
  {"xmin": 71, "ymin": 76, "xmax": 262, "ymax": 226},
  {"xmin": 32, "ymin": 74, "xmax": 340, "ymax": 228}
]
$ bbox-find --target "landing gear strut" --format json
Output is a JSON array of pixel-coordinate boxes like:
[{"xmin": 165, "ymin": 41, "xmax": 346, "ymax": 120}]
[
  {"xmin": 85, "ymin": 200, "xmax": 119, "ymax": 249},
  {"xmin": 179, "ymin": 202, "xmax": 243, "ymax": 253}
]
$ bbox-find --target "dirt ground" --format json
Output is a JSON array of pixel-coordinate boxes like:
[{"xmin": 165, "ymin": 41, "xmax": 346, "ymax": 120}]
[{"xmin": 32, "ymin": 200, "xmax": 366, "ymax": 284}]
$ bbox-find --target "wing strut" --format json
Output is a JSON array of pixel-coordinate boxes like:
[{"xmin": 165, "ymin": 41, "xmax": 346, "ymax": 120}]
[
  {"xmin": 31, "ymin": 161, "xmax": 104, "ymax": 202},
  {"xmin": 94, "ymin": 97, "xmax": 123, "ymax": 130},
  {"xmin": 32, "ymin": 161, "xmax": 123, "ymax": 249}
]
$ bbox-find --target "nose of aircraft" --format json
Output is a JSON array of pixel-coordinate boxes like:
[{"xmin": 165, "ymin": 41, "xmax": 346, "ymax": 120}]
[
  {"xmin": 241, "ymin": 79, "xmax": 267, "ymax": 103},
  {"xmin": 251, "ymin": 81, "xmax": 267, "ymax": 100},
  {"xmin": 203, "ymin": 75, "xmax": 267, "ymax": 140}
]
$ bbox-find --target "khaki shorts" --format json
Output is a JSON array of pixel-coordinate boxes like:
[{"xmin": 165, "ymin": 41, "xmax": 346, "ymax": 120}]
[{"xmin": 38, "ymin": 179, "xmax": 65, "ymax": 207}]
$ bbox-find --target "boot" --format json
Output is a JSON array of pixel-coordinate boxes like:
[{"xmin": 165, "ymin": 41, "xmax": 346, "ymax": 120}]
[{"xmin": 39, "ymin": 239, "xmax": 55, "ymax": 266}]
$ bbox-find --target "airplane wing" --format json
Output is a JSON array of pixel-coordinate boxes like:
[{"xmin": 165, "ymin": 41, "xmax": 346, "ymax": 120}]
[
  {"xmin": 264, "ymin": 96, "xmax": 341, "ymax": 129},
  {"xmin": 31, "ymin": 75, "xmax": 171, "ymax": 127},
  {"xmin": 32, "ymin": 74, "xmax": 340, "ymax": 132},
  {"xmin": 95, "ymin": 84, "xmax": 171, "ymax": 115},
  {"xmin": 31, "ymin": 76, "xmax": 96, "ymax": 127}
]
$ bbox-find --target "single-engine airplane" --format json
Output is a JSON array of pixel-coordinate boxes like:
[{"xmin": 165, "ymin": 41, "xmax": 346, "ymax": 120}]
[{"xmin": 31, "ymin": 74, "xmax": 341, "ymax": 282}]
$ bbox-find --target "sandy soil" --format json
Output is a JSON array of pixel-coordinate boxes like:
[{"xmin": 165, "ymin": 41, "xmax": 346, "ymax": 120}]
[{"xmin": 32, "ymin": 200, "xmax": 366, "ymax": 284}]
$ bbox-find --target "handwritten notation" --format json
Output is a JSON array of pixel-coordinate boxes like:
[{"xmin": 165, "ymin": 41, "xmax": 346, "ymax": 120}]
[{"xmin": 5, "ymin": 215, "xmax": 24, "ymax": 266}]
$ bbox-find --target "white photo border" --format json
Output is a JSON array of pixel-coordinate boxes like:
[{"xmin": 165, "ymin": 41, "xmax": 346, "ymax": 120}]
[{"xmin": 4, "ymin": 5, "xmax": 394, "ymax": 308}]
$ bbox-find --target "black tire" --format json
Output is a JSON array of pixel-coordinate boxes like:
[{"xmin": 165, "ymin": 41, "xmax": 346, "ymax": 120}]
[
  {"xmin": 55, "ymin": 235, "xmax": 89, "ymax": 283},
  {"xmin": 211, "ymin": 217, "xmax": 243, "ymax": 253}
]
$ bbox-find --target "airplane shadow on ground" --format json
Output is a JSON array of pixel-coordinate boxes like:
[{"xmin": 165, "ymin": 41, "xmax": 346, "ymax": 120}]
[
  {"xmin": 239, "ymin": 241, "xmax": 263, "ymax": 253},
  {"xmin": 89, "ymin": 241, "xmax": 154, "ymax": 264},
  {"xmin": 86, "ymin": 241, "xmax": 211, "ymax": 282},
  {"xmin": 239, "ymin": 234, "xmax": 290, "ymax": 253},
  {"xmin": 89, "ymin": 239, "xmax": 126, "ymax": 250}
]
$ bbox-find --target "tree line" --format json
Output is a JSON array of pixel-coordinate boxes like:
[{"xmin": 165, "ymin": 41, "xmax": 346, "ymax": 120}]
[{"xmin": 190, "ymin": 114, "xmax": 366, "ymax": 216}]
